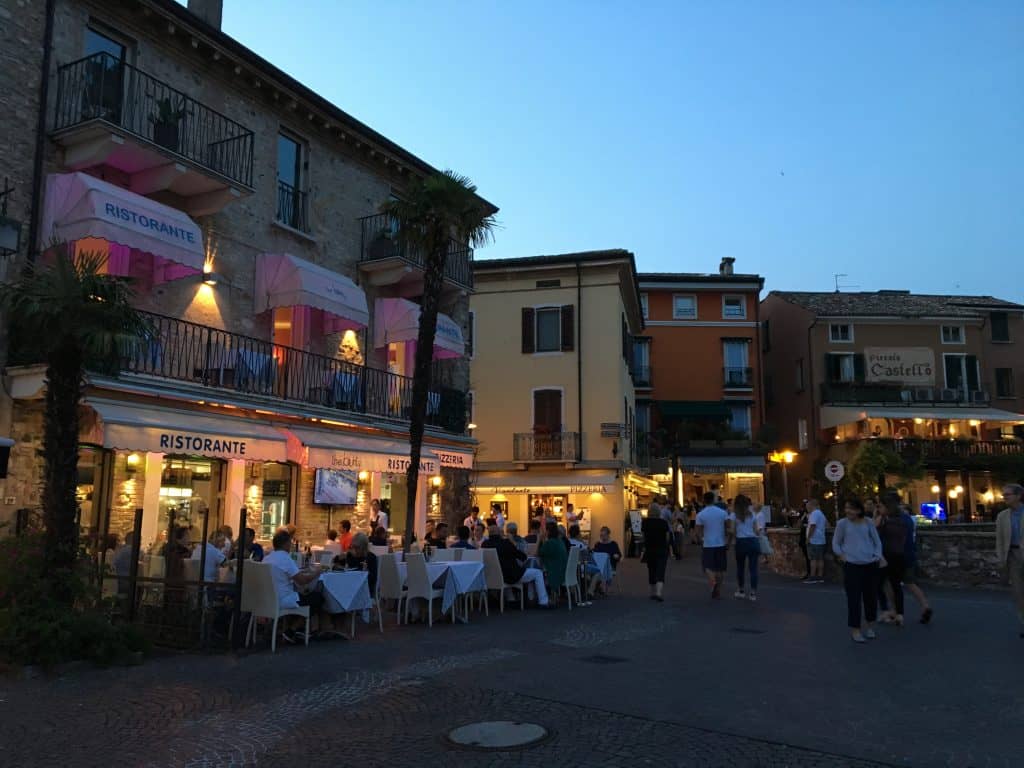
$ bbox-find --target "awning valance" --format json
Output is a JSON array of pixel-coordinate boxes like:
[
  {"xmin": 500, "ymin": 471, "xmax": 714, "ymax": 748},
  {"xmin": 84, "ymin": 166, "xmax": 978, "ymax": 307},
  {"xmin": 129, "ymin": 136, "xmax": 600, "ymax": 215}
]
[
  {"xmin": 284, "ymin": 427, "xmax": 439, "ymax": 474},
  {"xmin": 254, "ymin": 253, "xmax": 368, "ymax": 331},
  {"xmin": 84, "ymin": 399, "xmax": 288, "ymax": 462},
  {"xmin": 657, "ymin": 401, "xmax": 731, "ymax": 419},
  {"xmin": 40, "ymin": 173, "xmax": 204, "ymax": 281},
  {"xmin": 820, "ymin": 406, "xmax": 1024, "ymax": 430},
  {"xmin": 374, "ymin": 298, "xmax": 464, "ymax": 359},
  {"xmin": 474, "ymin": 472, "xmax": 617, "ymax": 495},
  {"xmin": 679, "ymin": 455, "xmax": 765, "ymax": 474}
]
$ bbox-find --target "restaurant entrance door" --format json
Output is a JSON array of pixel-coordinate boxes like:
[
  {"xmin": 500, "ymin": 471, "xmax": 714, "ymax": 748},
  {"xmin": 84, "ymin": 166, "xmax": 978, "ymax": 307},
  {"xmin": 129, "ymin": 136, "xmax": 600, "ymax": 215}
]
[{"xmin": 158, "ymin": 456, "xmax": 225, "ymax": 544}]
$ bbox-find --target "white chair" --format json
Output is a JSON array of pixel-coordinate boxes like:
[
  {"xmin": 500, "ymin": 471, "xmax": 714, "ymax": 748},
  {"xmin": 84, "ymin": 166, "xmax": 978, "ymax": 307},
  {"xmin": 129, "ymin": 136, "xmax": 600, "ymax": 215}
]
[
  {"xmin": 403, "ymin": 553, "xmax": 445, "ymax": 627},
  {"xmin": 369, "ymin": 544, "xmax": 390, "ymax": 558},
  {"xmin": 239, "ymin": 562, "xmax": 309, "ymax": 653},
  {"xmin": 431, "ymin": 548, "xmax": 457, "ymax": 562},
  {"xmin": 452, "ymin": 547, "xmax": 464, "ymax": 562},
  {"xmin": 526, "ymin": 543, "xmax": 539, "ymax": 557},
  {"xmin": 482, "ymin": 547, "xmax": 524, "ymax": 614},
  {"xmin": 378, "ymin": 552, "xmax": 408, "ymax": 625},
  {"xmin": 461, "ymin": 548, "xmax": 483, "ymax": 562},
  {"xmin": 561, "ymin": 546, "xmax": 582, "ymax": 610},
  {"xmin": 318, "ymin": 551, "xmax": 337, "ymax": 567}
]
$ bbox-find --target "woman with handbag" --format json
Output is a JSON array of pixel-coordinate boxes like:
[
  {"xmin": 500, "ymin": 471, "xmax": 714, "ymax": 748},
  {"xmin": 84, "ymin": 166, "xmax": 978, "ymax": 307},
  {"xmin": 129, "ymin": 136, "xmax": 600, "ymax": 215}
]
[
  {"xmin": 732, "ymin": 495, "xmax": 762, "ymax": 601},
  {"xmin": 832, "ymin": 497, "xmax": 883, "ymax": 643}
]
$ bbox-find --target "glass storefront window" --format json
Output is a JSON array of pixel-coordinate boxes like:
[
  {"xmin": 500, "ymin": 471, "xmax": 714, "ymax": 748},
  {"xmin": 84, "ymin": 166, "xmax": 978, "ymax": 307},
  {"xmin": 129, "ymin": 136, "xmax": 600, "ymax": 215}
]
[
  {"xmin": 76, "ymin": 446, "xmax": 105, "ymax": 553},
  {"xmin": 259, "ymin": 462, "xmax": 291, "ymax": 540},
  {"xmin": 529, "ymin": 493, "xmax": 566, "ymax": 520},
  {"xmin": 159, "ymin": 457, "xmax": 223, "ymax": 547}
]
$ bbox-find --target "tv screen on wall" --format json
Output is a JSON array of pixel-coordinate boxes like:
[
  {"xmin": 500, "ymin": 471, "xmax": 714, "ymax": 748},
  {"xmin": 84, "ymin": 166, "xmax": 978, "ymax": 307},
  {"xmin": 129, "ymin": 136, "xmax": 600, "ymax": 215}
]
[{"xmin": 313, "ymin": 468, "xmax": 358, "ymax": 505}]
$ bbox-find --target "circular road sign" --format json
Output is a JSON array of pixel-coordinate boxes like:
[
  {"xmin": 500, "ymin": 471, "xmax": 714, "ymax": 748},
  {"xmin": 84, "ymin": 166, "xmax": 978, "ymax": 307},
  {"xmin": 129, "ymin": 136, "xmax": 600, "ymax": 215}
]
[{"xmin": 824, "ymin": 460, "xmax": 845, "ymax": 482}]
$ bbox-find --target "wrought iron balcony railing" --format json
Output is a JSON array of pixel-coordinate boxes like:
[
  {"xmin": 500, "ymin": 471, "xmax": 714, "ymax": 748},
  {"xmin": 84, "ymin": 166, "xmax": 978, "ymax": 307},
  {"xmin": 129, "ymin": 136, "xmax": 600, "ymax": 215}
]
[
  {"xmin": 358, "ymin": 213, "xmax": 474, "ymax": 289},
  {"xmin": 513, "ymin": 432, "xmax": 581, "ymax": 462},
  {"xmin": 821, "ymin": 383, "xmax": 990, "ymax": 406},
  {"xmin": 103, "ymin": 312, "xmax": 466, "ymax": 433},
  {"xmin": 276, "ymin": 180, "xmax": 309, "ymax": 232},
  {"xmin": 724, "ymin": 366, "xmax": 754, "ymax": 387},
  {"xmin": 53, "ymin": 52, "xmax": 255, "ymax": 188}
]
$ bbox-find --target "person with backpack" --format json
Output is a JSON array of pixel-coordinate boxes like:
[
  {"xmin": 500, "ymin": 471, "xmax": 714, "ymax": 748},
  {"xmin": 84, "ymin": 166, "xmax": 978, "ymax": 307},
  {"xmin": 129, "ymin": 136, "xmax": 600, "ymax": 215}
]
[{"xmin": 876, "ymin": 491, "xmax": 911, "ymax": 626}]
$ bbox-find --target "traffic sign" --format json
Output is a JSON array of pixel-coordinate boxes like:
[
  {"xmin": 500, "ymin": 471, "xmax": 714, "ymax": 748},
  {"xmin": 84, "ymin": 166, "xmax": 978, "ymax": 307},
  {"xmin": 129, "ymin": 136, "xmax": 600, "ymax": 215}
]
[{"xmin": 824, "ymin": 460, "xmax": 845, "ymax": 482}]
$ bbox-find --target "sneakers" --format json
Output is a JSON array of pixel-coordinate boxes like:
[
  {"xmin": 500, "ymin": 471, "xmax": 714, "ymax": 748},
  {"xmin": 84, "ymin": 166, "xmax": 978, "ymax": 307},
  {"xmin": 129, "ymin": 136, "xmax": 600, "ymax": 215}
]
[
  {"xmin": 748, "ymin": 592, "xmax": 757, "ymax": 602},
  {"xmin": 734, "ymin": 589, "xmax": 746, "ymax": 599},
  {"xmin": 851, "ymin": 634, "xmax": 866, "ymax": 644},
  {"xmin": 920, "ymin": 608, "xmax": 933, "ymax": 625},
  {"xmin": 865, "ymin": 629, "xmax": 877, "ymax": 640},
  {"xmin": 652, "ymin": 595, "xmax": 664, "ymax": 603}
]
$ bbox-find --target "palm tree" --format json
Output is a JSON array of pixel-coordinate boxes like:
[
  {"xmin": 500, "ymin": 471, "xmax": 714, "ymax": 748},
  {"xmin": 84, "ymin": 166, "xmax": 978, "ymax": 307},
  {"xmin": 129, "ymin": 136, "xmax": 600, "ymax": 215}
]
[
  {"xmin": 379, "ymin": 171, "xmax": 496, "ymax": 550},
  {"xmin": 0, "ymin": 251, "xmax": 150, "ymax": 579}
]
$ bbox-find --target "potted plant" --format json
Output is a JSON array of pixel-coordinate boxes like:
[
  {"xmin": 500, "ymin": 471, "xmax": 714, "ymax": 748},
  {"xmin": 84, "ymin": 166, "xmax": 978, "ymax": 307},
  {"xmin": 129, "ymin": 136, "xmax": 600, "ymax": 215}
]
[{"xmin": 148, "ymin": 96, "xmax": 187, "ymax": 151}]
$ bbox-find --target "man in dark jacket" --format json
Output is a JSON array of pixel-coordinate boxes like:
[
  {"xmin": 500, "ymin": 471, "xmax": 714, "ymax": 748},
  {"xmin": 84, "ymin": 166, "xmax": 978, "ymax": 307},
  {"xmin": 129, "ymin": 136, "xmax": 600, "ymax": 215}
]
[{"xmin": 481, "ymin": 525, "xmax": 550, "ymax": 607}]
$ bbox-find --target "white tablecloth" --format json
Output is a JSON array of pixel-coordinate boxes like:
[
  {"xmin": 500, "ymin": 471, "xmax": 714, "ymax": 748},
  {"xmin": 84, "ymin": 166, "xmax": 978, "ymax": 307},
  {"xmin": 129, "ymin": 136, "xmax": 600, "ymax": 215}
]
[
  {"xmin": 591, "ymin": 551, "xmax": 613, "ymax": 582},
  {"xmin": 319, "ymin": 571, "xmax": 373, "ymax": 615},
  {"xmin": 397, "ymin": 561, "xmax": 484, "ymax": 615}
]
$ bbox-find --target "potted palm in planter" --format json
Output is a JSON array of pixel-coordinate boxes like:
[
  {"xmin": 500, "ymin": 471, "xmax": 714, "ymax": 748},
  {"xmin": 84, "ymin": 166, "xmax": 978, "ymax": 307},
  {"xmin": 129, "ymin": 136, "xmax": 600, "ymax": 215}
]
[{"xmin": 148, "ymin": 96, "xmax": 187, "ymax": 151}]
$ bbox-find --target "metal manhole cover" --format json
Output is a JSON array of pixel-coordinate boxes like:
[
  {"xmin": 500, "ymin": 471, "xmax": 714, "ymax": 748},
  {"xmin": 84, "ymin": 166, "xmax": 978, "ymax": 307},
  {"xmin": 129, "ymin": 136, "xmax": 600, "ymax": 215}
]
[
  {"xmin": 730, "ymin": 627, "xmax": 766, "ymax": 635},
  {"xmin": 577, "ymin": 654, "xmax": 629, "ymax": 664},
  {"xmin": 446, "ymin": 721, "xmax": 549, "ymax": 750}
]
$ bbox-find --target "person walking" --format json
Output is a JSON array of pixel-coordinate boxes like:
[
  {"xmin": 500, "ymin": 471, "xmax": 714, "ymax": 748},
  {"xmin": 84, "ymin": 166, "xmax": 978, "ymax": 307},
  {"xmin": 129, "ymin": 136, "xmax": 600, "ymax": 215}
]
[
  {"xmin": 876, "ymin": 491, "xmax": 912, "ymax": 626},
  {"xmin": 641, "ymin": 509, "xmax": 671, "ymax": 601},
  {"xmin": 995, "ymin": 483, "xmax": 1024, "ymax": 638},
  {"xmin": 732, "ymin": 495, "xmax": 762, "ymax": 601},
  {"xmin": 797, "ymin": 504, "xmax": 811, "ymax": 580},
  {"xmin": 696, "ymin": 491, "xmax": 731, "ymax": 599},
  {"xmin": 804, "ymin": 498, "xmax": 827, "ymax": 584},
  {"xmin": 900, "ymin": 503, "xmax": 933, "ymax": 625},
  {"xmin": 832, "ymin": 497, "xmax": 883, "ymax": 643}
]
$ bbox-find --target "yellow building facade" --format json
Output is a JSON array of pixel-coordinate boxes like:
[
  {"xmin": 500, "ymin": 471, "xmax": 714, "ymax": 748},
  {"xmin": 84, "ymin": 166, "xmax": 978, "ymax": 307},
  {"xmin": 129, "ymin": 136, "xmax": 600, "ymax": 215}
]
[{"xmin": 469, "ymin": 251, "xmax": 656, "ymax": 541}]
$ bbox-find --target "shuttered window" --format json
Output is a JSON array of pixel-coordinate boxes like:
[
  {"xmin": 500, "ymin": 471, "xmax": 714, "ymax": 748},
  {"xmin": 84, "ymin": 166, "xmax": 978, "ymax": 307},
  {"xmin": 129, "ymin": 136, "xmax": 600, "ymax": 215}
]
[{"xmin": 522, "ymin": 305, "xmax": 574, "ymax": 353}]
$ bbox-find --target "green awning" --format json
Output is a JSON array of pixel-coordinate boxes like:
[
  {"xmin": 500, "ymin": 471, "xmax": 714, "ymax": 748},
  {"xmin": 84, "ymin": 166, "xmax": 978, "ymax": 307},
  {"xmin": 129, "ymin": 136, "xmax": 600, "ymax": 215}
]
[{"xmin": 656, "ymin": 401, "xmax": 731, "ymax": 419}]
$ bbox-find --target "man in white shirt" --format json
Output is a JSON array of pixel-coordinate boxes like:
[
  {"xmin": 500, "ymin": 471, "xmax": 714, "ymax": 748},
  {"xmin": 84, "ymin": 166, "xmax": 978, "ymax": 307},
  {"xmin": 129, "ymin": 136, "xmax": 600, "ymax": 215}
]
[
  {"xmin": 805, "ymin": 498, "xmax": 828, "ymax": 584},
  {"xmin": 263, "ymin": 530, "xmax": 325, "ymax": 642},
  {"xmin": 463, "ymin": 505, "xmax": 480, "ymax": 530},
  {"xmin": 191, "ymin": 536, "xmax": 227, "ymax": 582},
  {"xmin": 696, "ymin": 491, "xmax": 732, "ymax": 599},
  {"xmin": 491, "ymin": 503, "xmax": 506, "ymax": 530},
  {"xmin": 370, "ymin": 499, "xmax": 389, "ymax": 533}
]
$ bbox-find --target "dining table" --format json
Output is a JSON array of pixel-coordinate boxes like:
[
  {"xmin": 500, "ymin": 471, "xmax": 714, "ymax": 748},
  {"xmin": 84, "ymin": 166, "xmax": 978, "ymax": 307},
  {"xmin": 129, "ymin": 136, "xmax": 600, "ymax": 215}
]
[
  {"xmin": 396, "ymin": 560, "xmax": 485, "ymax": 622},
  {"xmin": 318, "ymin": 569, "xmax": 374, "ymax": 637}
]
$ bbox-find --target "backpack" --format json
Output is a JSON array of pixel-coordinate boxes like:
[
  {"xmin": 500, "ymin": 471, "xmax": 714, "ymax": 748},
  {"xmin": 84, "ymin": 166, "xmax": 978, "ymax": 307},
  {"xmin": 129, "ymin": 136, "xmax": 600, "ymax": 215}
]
[{"xmin": 880, "ymin": 514, "xmax": 909, "ymax": 555}]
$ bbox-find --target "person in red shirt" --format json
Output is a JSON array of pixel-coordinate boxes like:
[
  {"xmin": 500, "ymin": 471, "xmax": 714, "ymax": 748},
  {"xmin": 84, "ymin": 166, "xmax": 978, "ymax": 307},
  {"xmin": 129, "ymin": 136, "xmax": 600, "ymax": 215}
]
[{"xmin": 338, "ymin": 519, "xmax": 354, "ymax": 551}]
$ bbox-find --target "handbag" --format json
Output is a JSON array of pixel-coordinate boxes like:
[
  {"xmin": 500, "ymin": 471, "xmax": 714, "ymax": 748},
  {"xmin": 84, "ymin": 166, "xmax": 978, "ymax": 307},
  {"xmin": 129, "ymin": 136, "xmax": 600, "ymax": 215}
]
[{"xmin": 757, "ymin": 534, "xmax": 773, "ymax": 556}]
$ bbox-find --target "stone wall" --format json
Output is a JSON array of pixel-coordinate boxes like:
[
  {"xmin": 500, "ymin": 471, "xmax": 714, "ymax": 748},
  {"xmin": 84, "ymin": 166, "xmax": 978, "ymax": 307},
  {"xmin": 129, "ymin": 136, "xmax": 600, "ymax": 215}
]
[{"xmin": 764, "ymin": 526, "xmax": 1007, "ymax": 588}]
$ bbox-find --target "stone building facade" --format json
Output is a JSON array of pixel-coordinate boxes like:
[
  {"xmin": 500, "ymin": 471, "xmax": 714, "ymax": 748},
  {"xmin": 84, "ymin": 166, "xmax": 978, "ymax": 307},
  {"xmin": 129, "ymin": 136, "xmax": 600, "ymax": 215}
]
[{"xmin": 0, "ymin": 0, "xmax": 489, "ymax": 549}]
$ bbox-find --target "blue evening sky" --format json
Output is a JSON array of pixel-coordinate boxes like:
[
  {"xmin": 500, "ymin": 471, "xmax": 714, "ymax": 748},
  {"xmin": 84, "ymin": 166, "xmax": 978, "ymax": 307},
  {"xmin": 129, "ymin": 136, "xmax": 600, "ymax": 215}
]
[{"xmin": 208, "ymin": 1, "xmax": 1022, "ymax": 300}]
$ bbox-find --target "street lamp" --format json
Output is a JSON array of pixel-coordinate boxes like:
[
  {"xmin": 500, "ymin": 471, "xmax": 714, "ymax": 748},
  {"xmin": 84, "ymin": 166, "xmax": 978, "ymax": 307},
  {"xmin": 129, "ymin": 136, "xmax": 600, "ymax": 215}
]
[{"xmin": 769, "ymin": 450, "xmax": 796, "ymax": 511}]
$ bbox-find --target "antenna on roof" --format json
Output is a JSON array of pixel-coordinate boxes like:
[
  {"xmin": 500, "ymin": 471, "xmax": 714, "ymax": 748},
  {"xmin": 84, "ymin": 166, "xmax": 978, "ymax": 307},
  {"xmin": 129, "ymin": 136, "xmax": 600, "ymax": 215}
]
[{"xmin": 834, "ymin": 273, "xmax": 859, "ymax": 293}]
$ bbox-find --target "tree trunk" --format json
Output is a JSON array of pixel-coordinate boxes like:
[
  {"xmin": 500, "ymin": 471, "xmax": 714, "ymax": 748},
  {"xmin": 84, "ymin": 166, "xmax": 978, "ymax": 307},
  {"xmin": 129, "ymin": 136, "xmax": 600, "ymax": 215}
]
[
  {"xmin": 404, "ymin": 245, "xmax": 447, "ymax": 550},
  {"xmin": 43, "ymin": 339, "xmax": 84, "ymax": 581}
]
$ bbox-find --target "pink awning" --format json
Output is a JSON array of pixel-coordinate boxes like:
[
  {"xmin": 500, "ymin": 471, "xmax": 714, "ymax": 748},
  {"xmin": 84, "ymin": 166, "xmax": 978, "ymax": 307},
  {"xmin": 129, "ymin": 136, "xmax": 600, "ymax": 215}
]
[
  {"xmin": 40, "ymin": 173, "xmax": 204, "ymax": 282},
  {"xmin": 373, "ymin": 298, "xmax": 464, "ymax": 359},
  {"xmin": 254, "ymin": 253, "xmax": 368, "ymax": 331}
]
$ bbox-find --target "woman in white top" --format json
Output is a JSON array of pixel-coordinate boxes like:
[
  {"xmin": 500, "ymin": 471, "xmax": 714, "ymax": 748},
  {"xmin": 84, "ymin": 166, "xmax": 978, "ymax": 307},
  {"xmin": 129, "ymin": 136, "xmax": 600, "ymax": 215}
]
[
  {"xmin": 732, "ymin": 495, "xmax": 763, "ymax": 601},
  {"xmin": 832, "ymin": 497, "xmax": 883, "ymax": 644}
]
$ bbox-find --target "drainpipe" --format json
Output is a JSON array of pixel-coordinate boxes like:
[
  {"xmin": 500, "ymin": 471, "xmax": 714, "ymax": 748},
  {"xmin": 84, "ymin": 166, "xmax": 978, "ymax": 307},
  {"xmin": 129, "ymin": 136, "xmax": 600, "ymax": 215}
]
[
  {"xmin": 576, "ymin": 260, "xmax": 583, "ymax": 461},
  {"xmin": 25, "ymin": 0, "xmax": 57, "ymax": 268}
]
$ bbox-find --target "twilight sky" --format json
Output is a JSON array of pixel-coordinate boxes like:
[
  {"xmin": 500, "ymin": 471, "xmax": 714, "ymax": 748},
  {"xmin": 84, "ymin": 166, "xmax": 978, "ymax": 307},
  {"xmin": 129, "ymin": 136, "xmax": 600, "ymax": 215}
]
[{"xmin": 205, "ymin": 1, "xmax": 1022, "ymax": 301}]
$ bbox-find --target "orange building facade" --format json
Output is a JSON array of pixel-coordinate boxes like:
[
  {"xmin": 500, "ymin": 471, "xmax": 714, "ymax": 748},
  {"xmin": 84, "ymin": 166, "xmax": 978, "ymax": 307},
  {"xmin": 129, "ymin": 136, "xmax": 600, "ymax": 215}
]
[{"xmin": 636, "ymin": 259, "xmax": 767, "ymax": 505}]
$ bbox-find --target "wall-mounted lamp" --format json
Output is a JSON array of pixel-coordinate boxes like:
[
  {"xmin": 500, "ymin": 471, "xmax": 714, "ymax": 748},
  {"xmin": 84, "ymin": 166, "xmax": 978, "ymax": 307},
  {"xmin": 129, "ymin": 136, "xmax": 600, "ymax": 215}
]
[
  {"xmin": 467, "ymin": 422, "xmax": 478, "ymax": 431},
  {"xmin": 202, "ymin": 261, "xmax": 218, "ymax": 286},
  {"xmin": 358, "ymin": 470, "xmax": 369, "ymax": 482},
  {"xmin": 431, "ymin": 475, "xmax": 443, "ymax": 488}
]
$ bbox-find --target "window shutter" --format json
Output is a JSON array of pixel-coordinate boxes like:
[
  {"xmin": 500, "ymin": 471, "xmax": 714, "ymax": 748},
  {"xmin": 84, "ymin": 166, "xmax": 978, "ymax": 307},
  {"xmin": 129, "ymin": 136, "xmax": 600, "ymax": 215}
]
[
  {"xmin": 560, "ymin": 304, "xmax": 575, "ymax": 351},
  {"xmin": 853, "ymin": 354, "xmax": 866, "ymax": 383},
  {"xmin": 521, "ymin": 307, "xmax": 535, "ymax": 354},
  {"xmin": 966, "ymin": 355, "xmax": 980, "ymax": 392},
  {"xmin": 825, "ymin": 353, "xmax": 839, "ymax": 382},
  {"xmin": 466, "ymin": 310, "xmax": 475, "ymax": 358}
]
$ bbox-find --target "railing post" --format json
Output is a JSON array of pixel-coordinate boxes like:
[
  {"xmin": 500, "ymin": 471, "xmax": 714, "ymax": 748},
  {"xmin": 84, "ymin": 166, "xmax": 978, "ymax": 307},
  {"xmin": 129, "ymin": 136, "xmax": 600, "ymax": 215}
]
[
  {"xmin": 231, "ymin": 506, "xmax": 247, "ymax": 652},
  {"xmin": 202, "ymin": 325, "xmax": 212, "ymax": 386},
  {"xmin": 127, "ymin": 507, "xmax": 143, "ymax": 623}
]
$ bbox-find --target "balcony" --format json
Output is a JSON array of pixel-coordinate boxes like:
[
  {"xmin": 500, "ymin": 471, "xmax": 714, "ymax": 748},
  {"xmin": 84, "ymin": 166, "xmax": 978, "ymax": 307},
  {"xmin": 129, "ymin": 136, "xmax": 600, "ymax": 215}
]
[
  {"xmin": 52, "ymin": 53, "xmax": 254, "ymax": 216},
  {"xmin": 632, "ymin": 365, "xmax": 652, "ymax": 388},
  {"xmin": 513, "ymin": 432, "xmax": 581, "ymax": 462},
  {"xmin": 275, "ymin": 180, "xmax": 309, "ymax": 232},
  {"xmin": 11, "ymin": 311, "xmax": 466, "ymax": 434},
  {"xmin": 821, "ymin": 383, "xmax": 990, "ymax": 406},
  {"xmin": 842, "ymin": 437, "xmax": 1024, "ymax": 467},
  {"xmin": 724, "ymin": 366, "xmax": 753, "ymax": 389},
  {"xmin": 358, "ymin": 213, "xmax": 473, "ymax": 292}
]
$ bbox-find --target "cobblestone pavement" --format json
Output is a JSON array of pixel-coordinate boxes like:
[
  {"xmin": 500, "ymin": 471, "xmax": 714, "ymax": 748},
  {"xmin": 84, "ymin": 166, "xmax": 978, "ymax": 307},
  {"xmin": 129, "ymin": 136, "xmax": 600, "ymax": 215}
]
[{"xmin": 1, "ymin": 550, "xmax": 1022, "ymax": 768}]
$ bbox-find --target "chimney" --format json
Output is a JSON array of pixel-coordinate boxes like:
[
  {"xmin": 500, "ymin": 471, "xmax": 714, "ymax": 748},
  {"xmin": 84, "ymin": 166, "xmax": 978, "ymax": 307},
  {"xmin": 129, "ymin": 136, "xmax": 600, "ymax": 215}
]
[
  {"xmin": 188, "ymin": 0, "xmax": 223, "ymax": 29},
  {"xmin": 719, "ymin": 257, "xmax": 735, "ymax": 276}
]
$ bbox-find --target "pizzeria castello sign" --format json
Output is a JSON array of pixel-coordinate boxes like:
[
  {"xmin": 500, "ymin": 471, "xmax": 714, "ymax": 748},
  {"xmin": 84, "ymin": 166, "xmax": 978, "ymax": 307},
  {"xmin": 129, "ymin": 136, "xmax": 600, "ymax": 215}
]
[{"xmin": 864, "ymin": 347, "xmax": 936, "ymax": 386}]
